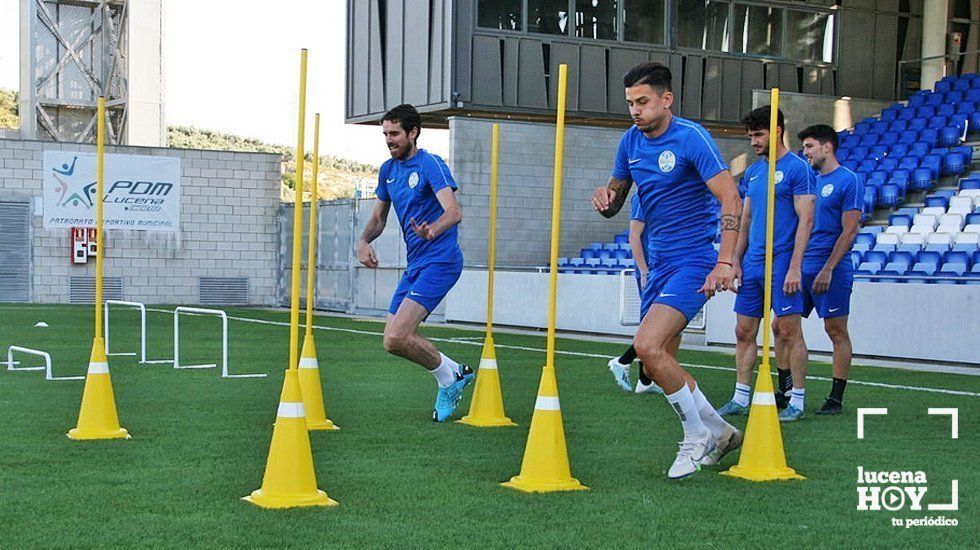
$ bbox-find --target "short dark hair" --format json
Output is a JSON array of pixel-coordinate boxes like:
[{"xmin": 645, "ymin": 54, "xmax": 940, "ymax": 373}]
[
  {"xmin": 798, "ymin": 124, "xmax": 838, "ymax": 151},
  {"xmin": 741, "ymin": 106, "xmax": 785, "ymax": 132},
  {"xmin": 623, "ymin": 62, "xmax": 672, "ymax": 93},
  {"xmin": 382, "ymin": 104, "xmax": 422, "ymax": 142}
]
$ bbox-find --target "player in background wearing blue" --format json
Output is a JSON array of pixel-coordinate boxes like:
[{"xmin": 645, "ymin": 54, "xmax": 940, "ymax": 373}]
[
  {"xmin": 798, "ymin": 124, "xmax": 864, "ymax": 416},
  {"xmin": 607, "ymin": 193, "xmax": 663, "ymax": 395},
  {"xmin": 357, "ymin": 104, "xmax": 474, "ymax": 422},
  {"xmin": 716, "ymin": 107, "xmax": 816, "ymax": 423},
  {"xmin": 592, "ymin": 62, "xmax": 743, "ymax": 479}
]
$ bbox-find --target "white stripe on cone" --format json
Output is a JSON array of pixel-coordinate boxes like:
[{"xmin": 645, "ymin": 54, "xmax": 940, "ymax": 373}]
[
  {"xmin": 535, "ymin": 396, "xmax": 560, "ymax": 411},
  {"xmin": 478, "ymin": 358, "xmax": 498, "ymax": 370},
  {"xmin": 298, "ymin": 357, "xmax": 318, "ymax": 369},
  {"xmin": 277, "ymin": 401, "xmax": 306, "ymax": 418},
  {"xmin": 87, "ymin": 362, "xmax": 109, "ymax": 374},
  {"xmin": 753, "ymin": 392, "xmax": 776, "ymax": 406}
]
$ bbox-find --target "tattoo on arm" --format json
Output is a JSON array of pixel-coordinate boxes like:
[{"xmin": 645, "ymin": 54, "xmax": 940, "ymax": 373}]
[
  {"xmin": 601, "ymin": 178, "xmax": 631, "ymax": 218},
  {"xmin": 720, "ymin": 214, "xmax": 741, "ymax": 232}
]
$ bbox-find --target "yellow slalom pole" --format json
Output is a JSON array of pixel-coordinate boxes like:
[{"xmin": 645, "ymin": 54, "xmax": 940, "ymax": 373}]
[
  {"xmin": 94, "ymin": 97, "xmax": 105, "ymax": 340},
  {"xmin": 298, "ymin": 113, "xmax": 339, "ymax": 431},
  {"xmin": 244, "ymin": 49, "xmax": 336, "ymax": 508},
  {"xmin": 304, "ymin": 114, "xmax": 320, "ymax": 337},
  {"xmin": 68, "ymin": 96, "xmax": 129, "ymax": 441},
  {"xmin": 503, "ymin": 64, "xmax": 585, "ymax": 492},
  {"xmin": 459, "ymin": 123, "xmax": 515, "ymax": 428},
  {"xmin": 288, "ymin": 49, "xmax": 308, "ymax": 372},
  {"xmin": 722, "ymin": 88, "xmax": 803, "ymax": 481}
]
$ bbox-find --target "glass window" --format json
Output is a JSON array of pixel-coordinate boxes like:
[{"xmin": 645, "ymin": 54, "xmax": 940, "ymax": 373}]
[
  {"xmin": 529, "ymin": 0, "xmax": 570, "ymax": 36},
  {"xmin": 734, "ymin": 4, "xmax": 783, "ymax": 57},
  {"xmin": 623, "ymin": 0, "xmax": 666, "ymax": 44},
  {"xmin": 477, "ymin": 0, "xmax": 523, "ymax": 31},
  {"xmin": 575, "ymin": 0, "xmax": 618, "ymax": 40},
  {"xmin": 677, "ymin": 0, "xmax": 731, "ymax": 51},
  {"xmin": 786, "ymin": 10, "xmax": 834, "ymax": 62}
]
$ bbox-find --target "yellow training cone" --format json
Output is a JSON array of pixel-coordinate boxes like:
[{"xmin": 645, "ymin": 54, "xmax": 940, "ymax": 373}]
[
  {"xmin": 243, "ymin": 369, "xmax": 337, "ymax": 508},
  {"xmin": 298, "ymin": 335, "xmax": 339, "ymax": 431},
  {"xmin": 721, "ymin": 368, "xmax": 804, "ymax": 482},
  {"xmin": 502, "ymin": 365, "xmax": 586, "ymax": 493},
  {"xmin": 67, "ymin": 338, "xmax": 130, "ymax": 440},
  {"xmin": 458, "ymin": 336, "xmax": 515, "ymax": 428}
]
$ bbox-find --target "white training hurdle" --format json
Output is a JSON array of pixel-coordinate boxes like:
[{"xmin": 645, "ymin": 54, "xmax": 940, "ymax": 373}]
[
  {"xmin": 173, "ymin": 306, "xmax": 265, "ymax": 378},
  {"xmin": 6, "ymin": 346, "xmax": 83, "ymax": 381},
  {"xmin": 104, "ymin": 300, "xmax": 172, "ymax": 364}
]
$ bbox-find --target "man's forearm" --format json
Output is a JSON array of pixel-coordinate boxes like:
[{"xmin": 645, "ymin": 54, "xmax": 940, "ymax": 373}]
[
  {"xmin": 790, "ymin": 221, "xmax": 812, "ymax": 270},
  {"xmin": 822, "ymin": 229, "xmax": 857, "ymax": 272},
  {"xmin": 426, "ymin": 209, "xmax": 461, "ymax": 239},
  {"xmin": 359, "ymin": 216, "xmax": 385, "ymax": 244},
  {"xmin": 718, "ymin": 203, "xmax": 742, "ymax": 263}
]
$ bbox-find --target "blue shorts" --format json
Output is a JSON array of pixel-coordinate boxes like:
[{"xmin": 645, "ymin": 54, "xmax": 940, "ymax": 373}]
[
  {"xmin": 734, "ymin": 254, "xmax": 803, "ymax": 318},
  {"xmin": 634, "ymin": 269, "xmax": 652, "ymax": 319},
  {"xmin": 802, "ymin": 260, "xmax": 853, "ymax": 319},
  {"xmin": 639, "ymin": 250, "xmax": 715, "ymax": 323},
  {"xmin": 388, "ymin": 259, "xmax": 463, "ymax": 315}
]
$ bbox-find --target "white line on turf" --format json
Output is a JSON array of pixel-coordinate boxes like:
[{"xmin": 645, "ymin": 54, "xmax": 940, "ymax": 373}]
[{"xmin": 143, "ymin": 308, "xmax": 980, "ymax": 399}]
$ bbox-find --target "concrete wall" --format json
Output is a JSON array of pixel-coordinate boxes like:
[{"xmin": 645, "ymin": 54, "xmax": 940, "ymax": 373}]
[
  {"xmin": 0, "ymin": 138, "xmax": 281, "ymax": 304},
  {"xmin": 705, "ymin": 282, "xmax": 979, "ymax": 365},
  {"xmin": 751, "ymin": 91, "xmax": 894, "ymax": 150},
  {"xmin": 449, "ymin": 116, "xmax": 753, "ymax": 266}
]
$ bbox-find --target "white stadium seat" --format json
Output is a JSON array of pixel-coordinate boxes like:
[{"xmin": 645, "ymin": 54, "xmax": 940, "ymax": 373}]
[
  {"xmin": 900, "ymin": 232, "xmax": 925, "ymax": 245},
  {"xmin": 913, "ymin": 214, "xmax": 938, "ymax": 229},
  {"xmin": 876, "ymin": 233, "xmax": 900, "ymax": 245},
  {"xmin": 921, "ymin": 206, "xmax": 946, "ymax": 217},
  {"xmin": 954, "ymin": 232, "xmax": 979, "ymax": 245},
  {"xmin": 960, "ymin": 189, "xmax": 980, "ymax": 200},
  {"xmin": 949, "ymin": 196, "xmax": 974, "ymax": 210},
  {"xmin": 963, "ymin": 224, "xmax": 980, "ymax": 234},
  {"xmin": 926, "ymin": 233, "xmax": 954, "ymax": 246},
  {"xmin": 909, "ymin": 224, "xmax": 934, "ymax": 235},
  {"xmin": 885, "ymin": 225, "xmax": 909, "ymax": 235},
  {"xmin": 948, "ymin": 205, "xmax": 972, "ymax": 216},
  {"xmin": 939, "ymin": 213, "xmax": 965, "ymax": 230}
]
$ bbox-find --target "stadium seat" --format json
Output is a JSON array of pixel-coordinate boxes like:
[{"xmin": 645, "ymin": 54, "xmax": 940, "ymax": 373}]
[
  {"xmin": 922, "ymin": 128, "xmax": 940, "ymax": 146},
  {"xmin": 974, "ymin": 250, "xmax": 980, "ymax": 266},
  {"xmin": 952, "ymin": 145, "xmax": 973, "ymax": 162},
  {"xmin": 909, "ymin": 224, "xmax": 934, "ymax": 235},
  {"xmin": 880, "ymin": 109, "xmax": 898, "ymax": 122},
  {"xmin": 955, "ymin": 232, "xmax": 980, "ymax": 247},
  {"xmin": 957, "ymin": 100, "xmax": 976, "ymax": 114},
  {"xmin": 928, "ymin": 116, "xmax": 949, "ymax": 130},
  {"xmin": 889, "ymin": 214, "xmax": 912, "ymax": 227},
  {"xmin": 950, "ymin": 196, "xmax": 975, "ymax": 210},
  {"xmin": 857, "ymin": 261, "xmax": 882, "ymax": 274},
  {"xmin": 911, "ymin": 167, "xmax": 933, "ymax": 191},
  {"xmin": 909, "ymin": 261, "xmax": 937, "ymax": 275},
  {"xmin": 901, "ymin": 233, "xmax": 926, "ymax": 246},
  {"xmin": 920, "ymin": 155, "xmax": 942, "ymax": 179},
  {"xmin": 853, "ymin": 121, "xmax": 873, "ymax": 135},
  {"xmin": 940, "ymin": 213, "xmax": 966, "ymax": 230},
  {"xmin": 891, "ymin": 144, "xmax": 911, "ymax": 158},
  {"xmin": 961, "ymin": 178, "xmax": 980, "ymax": 190},
  {"xmin": 888, "ymin": 251, "xmax": 915, "ymax": 269},
  {"xmin": 884, "ymin": 225, "xmax": 909, "ymax": 235},
  {"xmin": 937, "ymin": 103, "xmax": 956, "ymax": 117},
  {"xmin": 913, "ymin": 213, "xmax": 938, "ymax": 229},
  {"xmin": 896, "ymin": 243, "xmax": 921, "ymax": 256},
  {"xmin": 880, "ymin": 184, "xmax": 901, "ymax": 207},
  {"xmin": 924, "ymin": 195, "xmax": 948, "ymax": 209},
  {"xmin": 954, "ymin": 78, "xmax": 971, "ymax": 91},
  {"xmin": 943, "ymin": 250, "xmax": 972, "ymax": 269},
  {"xmin": 889, "ymin": 169, "xmax": 910, "ymax": 187},
  {"xmin": 950, "ymin": 114, "xmax": 969, "ymax": 134},
  {"xmin": 910, "ymin": 141, "xmax": 931, "ymax": 156},
  {"xmin": 936, "ymin": 80, "xmax": 953, "ymax": 94},
  {"xmin": 580, "ymin": 248, "xmax": 597, "ymax": 259},
  {"xmin": 908, "ymin": 93, "xmax": 927, "ymax": 108},
  {"xmin": 948, "ymin": 205, "xmax": 972, "ymax": 217},
  {"xmin": 876, "ymin": 232, "xmax": 900, "ymax": 246},
  {"xmin": 938, "ymin": 263, "xmax": 966, "ymax": 278},
  {"xmin": 872, "ymin": 243, "xmax": 896, "ymax": 254},
  {"xmin": 926, "ymin": 91, "xmax": 946, "ymax": 105},
  {"xmin": 927, "ymin": 232, "xmax": 954, "ymax": 247},
  {"xmin": 855, "ymin": 232, "xmax": 876, "ymax": 247},
  {"xmin": 940, "ymin": 127, "xmax": 962, "ymax": 147},
  {"xmin": 859, "ymin": 134, "xmax": 879, "ymax": 147},
  {"xmin": 858, "ymin": 159, "xmax": 878, "ymax": 172},
  {"xmin": 864, "ymin": 251, "xmax": 888, "ymax": 266},
  {"xmin": 870, "ymin": 145, "xmax": 890, "ymax": 160},
  {"xmin": 909, "ymin": 118, "xmax": 928, "ymax": 132},
  {"xmin": 877, "ymin": 262, "xmax": 908, "ymax": 282},
  {"xmin": 880, "ymin": 132, "xmax": 900, "ymax": 146},
  {"xmin": 849, "ymin": 251, "xmax": 863, "ymax": 268},
  {"xmin": 613, "ymin": 248, "xmax": 629, "ymax": 261},
  {"xmin": 613, "ymin": 233, "xmax": 629, "ymax": 245},
  {"xmin": 889, "ymin": 120, "xmax": 909, "ymax": 132},
  {"xmin": 917, "ymin": 105, "xmax": 937, "ymax": 118},
  {"xmin": 880, "ymin": 158, "xmax": 900, "ymax": 172},
  {"xmin": 619, "ymin": 257, "xmax": 635, "ymax": 269},
  {"xmin": 837, "ymin": 148, "xmax": 851, "ymax": 161},
  {"xmin": 597, "ymin": 249, "xmax": 613, "ymax": 260},
  {"xmin": 964, "ymin": 212, "xmax": 980, "ymax": 225}
]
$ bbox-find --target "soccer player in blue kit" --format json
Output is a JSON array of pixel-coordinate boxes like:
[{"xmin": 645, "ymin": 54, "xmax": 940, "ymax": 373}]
[
  {"xmin": 716, "ymin": 107, "xmax": 815, "ymax": 423},
  {"xmin": 592, "ymin": 62, "xmax": 743, "ymax": 479},
  {"xmin": 357, "ymin": 104, "xmax": 474, "ymax": 422},
  {"xmin": 798, "ymin": 124, "xmax": 864, "ymax": 416},
  {"xmin": 607, "ymin": 193, "xmax": 663, "ymax": 395}
]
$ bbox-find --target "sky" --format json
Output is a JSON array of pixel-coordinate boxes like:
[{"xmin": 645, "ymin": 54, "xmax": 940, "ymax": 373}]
[{"xmin": 0, "ymin": 0, "xmax": 448, "ymax": 165}]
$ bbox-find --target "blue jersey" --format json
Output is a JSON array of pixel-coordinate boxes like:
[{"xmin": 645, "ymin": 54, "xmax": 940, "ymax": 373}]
[
  {"xmin": 740, "ymin": 152, "xmax": 815, "ymax": 263},
  {"xmin": 805, "ymin": 166, "xmax": 864, "ymax": 267},
  {"xmin": 612, "ymin": 117, "xmax": 728, "ymax": 257},
  {"xmin": 375, "ymin": 149, "xmax": 462, "ymax": 265},
  {"xmin": 628, "ymin": 193, "xmax": 649, "ymax": 261}
]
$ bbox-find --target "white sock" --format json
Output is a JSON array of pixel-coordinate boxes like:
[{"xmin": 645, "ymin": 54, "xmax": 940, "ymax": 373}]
[
  {"xmin": 665, "ymin": 384, "xmax": 707, "ymax": 436},
  {"xmin": 790, "ymin": 387, "xmax": 805, "ymax": 410},
  {"xmin": 732, "ymin": 383, "xmax": 751, "ymax": 407},
  {"xmin": 430, "ymin": 353, "xmax": 460, "ymax": 388},
  {"xmin": 693, "ymin": 385, "xmax": 733, "ymax": 439}
]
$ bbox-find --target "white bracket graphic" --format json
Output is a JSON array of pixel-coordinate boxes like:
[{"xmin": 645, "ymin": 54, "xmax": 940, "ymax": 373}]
[
  {"xmin": 928, "ymin": 408, "xmax": 959, "ymax": 439},
  {"xmin": 173, "ymin": 306, "xmax": 265, "ymax": 379},
  {"xmin": 857, "ymin": 407, "xmax": 888, "ymax": 439},
  {"xmin": 7, "ymin": 346, "xmax": 83, "ymax": 381}
]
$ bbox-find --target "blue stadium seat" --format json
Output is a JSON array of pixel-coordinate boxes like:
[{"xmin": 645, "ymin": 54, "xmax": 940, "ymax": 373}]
[
  {"xmin": 921, "ymin": 128, "xmax": 940, "ymax": 146},
  {"xmin": 584, "ymin": 257, "xmax": 601, "ymax": 268},
  {"xmin": 917, "ymin": 105, "xmax": 937, "ymax": 118},
  {"xmin": 852, "ymin": 146, "xmax": 871, "ymax": 159},
  {"xmin": 924, "ymin": 243, "xmax": 951, "ymax": 254},
  {"xmin": 957, "ymin": 100, "xmax": 976, "ymax": 114},
  {"xmin": 889, "ymin": 168, "xmax": 910, "ymax": 186},
  {"xmin": 897, "ymin": 130, "xmax": 918, "ymax": 145},
  {"xmin": 864, "ymin": 250, "xmax": 888, "ymax": 266},
  {"xmin": 880, "ymin": 109, "xmax": 898, "ymax": 122},
  {"xmin": 935, "ymin": 80, "xmax": 952, "ymax": 94},
  {"xmin": 950, "ymin": 114, "xmax": 969, "ymax": 134},
  {"xmin": 966, "ymin": 212, "xmax": 980, "ymax": 226},
  {"xmin": 971, "ymin": 110, "xmax": 980, "ymax": 130},
  {"xmin": 879, "ymin": 158, "xmax": 899, "ymax": 172},
  {"xmin": 928, "ymin": 116, "xmax": 948, "ymax": 130},
  {"xmin": 924, "ymin": 195, "xmax": 948, "ymax": 209},
  {"xmin": 909, "ymin": 262, "xmax": 937, "ymax": 275},
  {"xmin": 908, "ymin": 93, "xmax": 926, "ymax": 108},
  {"xmin": 880, "ymin": 132, "xmax": 900, "ymax": 146},
  {"xmin": 943, "ymin": 251, "xmax": 972, "ymax": 269},
  {"xmin": 896, "ymin": 156, "xmax": 918, "ymax": 173},
  {"xmin": 853, "ymin": 242, "xmax": 871, "ymax": 254},
  {"xmin": 961, "ymin": 179, "xmax": 980, "ymax": 191},
  {"xmin": 954, "ymin": 78, "xmax": 971, "ymax": 91},
  {"xmin": 870, "ymin": 145, "xmax": 889, "ymax": 160},
  {"xmin": 911, "ymin": 167, "xmax": 933, "ymax": 191},
  {"xmin": 937, "ymin": 103, "xmax": 956, "ymax": 117},
  {"xmin": 857, "ymin": 261, "xmax": 882, "ymax": 274},
  {"xmin": 896, "ymin": 243, "xmax": 921, "ymax": 255},
  {"xmin": 909, "ymin": 118, "xmax": 928, "ymax": 132},
  {"xmin": 891, "ymin": 144, "xmax": 911, "ymax": 158},
  {"xmin": 859, "ymin": 134, "xmax": 879, "ymax": 147},
  {"xmin": 889, "ymin": 214, "xmax": 912, "ymax": 227},
  {"xmin": 597, "ymin": 249, "xmax": 612, "ymax": 260},
  {"xmin": 870, "ymin": 169, "xmax": 889, "ymax": 183},
  {"xmin": 558, "ymin": 257, "xmax": 570, "ymax": 267},
  {"xmin": 937, "ymin": 264, "xmax": 966, "ymax": 281},
  {"xmin": 888, "ymin": 251, "xmax": 915, "ymax": 269},
  {"xmin": 880, "ymin": 184, "xmax": 901, "ymax": 207},
  {"xmin": 588, "ymin": 242, "xmax": 603, "ymax": 251},
  {"xmin": 926, "ymin": 91, "xmax": 945, "ymax": 105},
  {"xmin": 858, "ymin": 159, "xmax": 878, "ymax": 172},
  {"xmin": 952, "ymin": 145, "xmax": 973, "ymax": 162},
  {"xmin": 915, "ymin": 251, "xmax": 941, "ymax": 271},
  {"xmin": 973, "ymin": 250, "xmax": 980, "ymax": 267},
  {"xmin": 569, "ymin": 257, "xmax": 585, "ymax": 267},
  {"xmin": 848, "ymin": 251, "xmax": 862, "ymax": 268},
  {"xmin": 842, "ymin": 160, "xmax": 860, "ymax": 171},
  {"xmin": 910, "ymin": 141, "xmax": 931, "ymax": 156},
  {"xmin": 602, "ymin": 242, "xmax": 619, "ymax": 252},
  {"xmin": 968, "ymin": 87, "xmax": 980, "ymax": 102},
  {"xmin": 855, "ymin": 233, "xmax": 876, "ymax": 248},
  {"xmin": 947, "ymin": 90, "xmax": 965, "ymax": 105},
  {"xmin": 943, "ymin": 151, "xmax": 967, "ymax": 175},
  {"xmin": 873, "ymin": 243, "xmax": 896, "ymax": 254},
  {"xmin": 618, "ymin": 257, "xmax": 635, "ymax": 269},
  {"xmin": 877, "ymin": 262, "xmax": 908, "ymax": 282},
  {"xmin": 612, "ymin": 248, "xmax": 629, "ymax": 261},
  {"xmin": 837, "ymin": 148, "xmax": 851, "ymax": 161},
  {"xmin": 920, "ymin": 155, "xmax": 942, "ymax": 179},
  {"xmin": 853, "ymin": 121, "xmax": 873, "ymax": 135},
  {"xmin": 613, "ymin": 233, "xmax": 629, "ymax": 245},
  {"xmin": 580, "ymin": 248, "xmax": 596, "ymax": 259},
  {"xmin": 896, "ymin": 206, "xmax": 919, "ymax": 218},
  {"xmin": 890, "ymin": 120, "xmax": 909, "ymax": 132}
]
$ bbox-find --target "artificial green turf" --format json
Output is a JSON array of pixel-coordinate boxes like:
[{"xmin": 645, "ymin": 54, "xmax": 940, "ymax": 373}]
[{"xmin": 0, "ymin": 304, "xmax": 976, "ymax": 547}]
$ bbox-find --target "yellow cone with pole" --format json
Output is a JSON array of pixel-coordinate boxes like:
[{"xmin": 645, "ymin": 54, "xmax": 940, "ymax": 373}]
[
  {"xmin": 68, "ymin": 338, "xmax": 129, "ymax": 440},
  {"xmin": 722, "ymin": 88, "xmax": 804, "ymax": 482},
  {"xmin": 243, "ymin": 369, "xmax": 337, "ymax": 508},
  {"xmin": 244, "ymin": 49, "xmax": 336, "ymax": 508},
  {"xmin": 502, "ymin": 64, "xmax": 586, "ymax": 493},
  {"xmin": 298, "ymin": 113, "xmax": 338, "ymax": 432},
  {"xmin": 459, "ymin": 123, "xmax": 515, "ymax": 428},
  {"xmin": 68, "ymin": 96, "xmax": 129, "ymax": 441}
]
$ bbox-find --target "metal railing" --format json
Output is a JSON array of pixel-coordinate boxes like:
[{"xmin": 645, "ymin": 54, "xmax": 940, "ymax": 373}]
[{"xmin": 896, "ymin": 49, "xmax": 980, "ymax": 100}]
